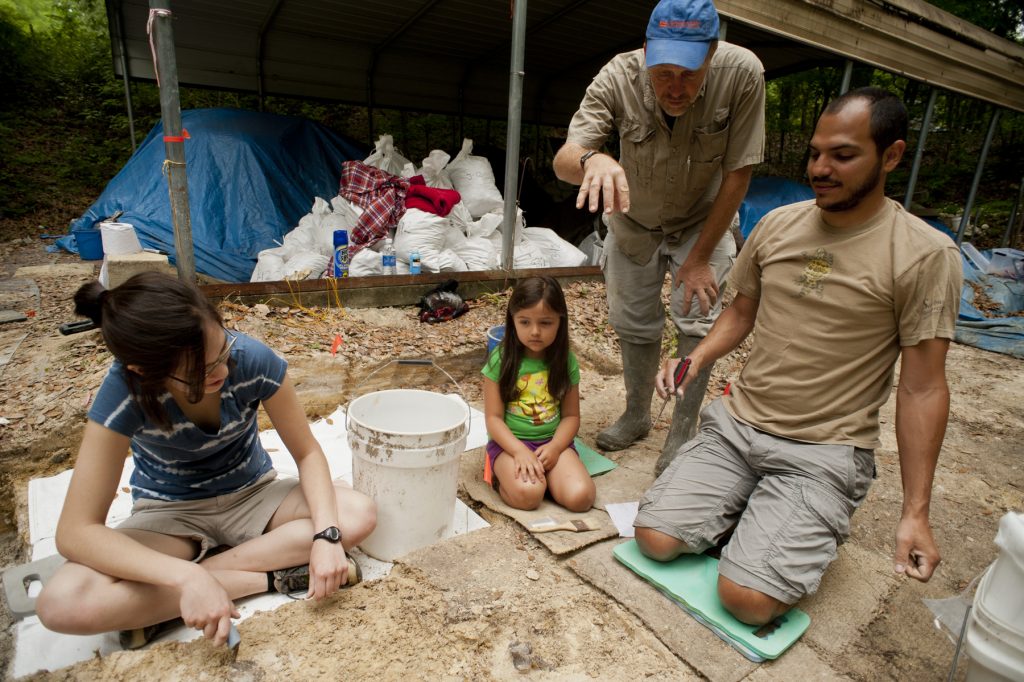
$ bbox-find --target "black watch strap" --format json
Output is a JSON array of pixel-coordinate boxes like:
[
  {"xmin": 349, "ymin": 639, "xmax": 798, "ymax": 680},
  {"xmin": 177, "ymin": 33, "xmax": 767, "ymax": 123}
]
[
  {"xmin": 579, "ymin": 150, "xmax": 598, "ymax": 169},
  {"xmin": 313, "ymin": 526, "xmax": 342, "ymax": 543}
]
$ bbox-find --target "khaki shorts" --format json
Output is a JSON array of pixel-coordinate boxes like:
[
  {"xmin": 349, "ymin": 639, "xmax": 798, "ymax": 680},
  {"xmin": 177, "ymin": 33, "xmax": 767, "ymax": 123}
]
[
  {"xmin": 117, "ymin": 470, "xmax": 300, "ymax": 561},
  {"xmin": 635, "ymin": 399, "xmax": 875, "ymax": 604}
]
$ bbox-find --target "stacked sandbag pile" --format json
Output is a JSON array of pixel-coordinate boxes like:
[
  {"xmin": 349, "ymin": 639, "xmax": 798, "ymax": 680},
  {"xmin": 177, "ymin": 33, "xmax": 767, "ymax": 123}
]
[{"xmin": 250, "ymin": 136, "xmax": 586, "ymax": 282}]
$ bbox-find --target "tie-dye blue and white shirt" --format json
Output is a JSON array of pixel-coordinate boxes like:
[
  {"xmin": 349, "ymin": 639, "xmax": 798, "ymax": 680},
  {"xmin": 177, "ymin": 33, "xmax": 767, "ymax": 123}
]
[{"xmin": 87, "ymin": 331, "xmax": 286, "ymax": 502}]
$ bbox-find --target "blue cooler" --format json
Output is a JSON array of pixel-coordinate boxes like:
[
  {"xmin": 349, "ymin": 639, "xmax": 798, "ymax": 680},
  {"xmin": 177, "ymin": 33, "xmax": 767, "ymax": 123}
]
[{"xmin": 72, "ymin": 227, "xmax": 103, "ymax": 260}]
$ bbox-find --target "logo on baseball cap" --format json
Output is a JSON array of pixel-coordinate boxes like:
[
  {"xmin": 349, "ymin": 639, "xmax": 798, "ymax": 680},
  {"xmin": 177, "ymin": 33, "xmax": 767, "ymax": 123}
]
[{"xmin": 645, "ymin": 0, "xmax": 720, "ymax": 70}]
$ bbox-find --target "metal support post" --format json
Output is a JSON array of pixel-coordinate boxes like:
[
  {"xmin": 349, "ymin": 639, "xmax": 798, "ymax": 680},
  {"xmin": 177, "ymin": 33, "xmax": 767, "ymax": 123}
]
[
  {"xmin": 904, "ymin": 88, "xmax": 938, "ymax": 210},
  {"xmin": 150, "ymin": 0, "xmax": 196, "ymax": 283},
  {"xmin": 956, "ymin": 109, "xmax": 1002, "ymax": 246},
  {"xmin": 840, "ymin": 60, "xmax": 853, "ymax": 94},
  {"xmin": 114, "ymin": 8, "xmax": 137, "ymax": 153},
  {"xmin": 500, "ymin": 0, "xmax": 528, "ymax": 271},
  {"xmin": 1004, "ymin": 176, "xmax": 1024, "ymax": 248}
]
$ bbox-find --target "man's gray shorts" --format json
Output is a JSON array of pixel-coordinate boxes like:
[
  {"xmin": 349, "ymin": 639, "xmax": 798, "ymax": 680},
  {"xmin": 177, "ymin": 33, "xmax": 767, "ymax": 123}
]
[{"xmin": 635, "ymin": 399, "xmax": 875, "ymax": 604}]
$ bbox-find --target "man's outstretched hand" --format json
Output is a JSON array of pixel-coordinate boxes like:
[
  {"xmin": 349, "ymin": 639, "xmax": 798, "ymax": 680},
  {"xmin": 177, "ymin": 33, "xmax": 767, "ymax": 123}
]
[{"xmin": 576, "ymin": 154, "xmax": 631, "ymax": 215}]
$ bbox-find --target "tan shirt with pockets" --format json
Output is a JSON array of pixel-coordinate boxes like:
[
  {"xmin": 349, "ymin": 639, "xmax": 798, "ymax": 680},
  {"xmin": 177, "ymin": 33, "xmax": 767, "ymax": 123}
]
[
  {"xmin": 723, "ymin": 198, "xmax": 963, "ymax": 448},
  {"xmin": 566, "ymin": 43, "xmax": 765, "ymax": 264}
]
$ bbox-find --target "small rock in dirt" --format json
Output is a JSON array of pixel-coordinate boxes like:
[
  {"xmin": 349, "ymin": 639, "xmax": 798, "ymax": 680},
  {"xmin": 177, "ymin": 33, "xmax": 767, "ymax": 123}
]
[
  {"xmin": 508, "ymin": 641, "xmax": 532, "ymax": 672},
  {"xmin": 49, "ymin": 451, "xmax": 69, "ymax": 465},
  {"xmin": 507, "ymin": 640, "xmax": 554, "ymax": 673},
  {"xmin": 525, "ymin": 569, "xmax": 540, "ymax": 581}
]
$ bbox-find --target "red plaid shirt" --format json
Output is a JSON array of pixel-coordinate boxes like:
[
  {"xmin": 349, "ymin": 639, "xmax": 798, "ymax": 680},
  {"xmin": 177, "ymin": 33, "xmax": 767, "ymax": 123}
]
[{"xmin": 338, "ymin": 161, "xmax": 409, "ymax": 254}]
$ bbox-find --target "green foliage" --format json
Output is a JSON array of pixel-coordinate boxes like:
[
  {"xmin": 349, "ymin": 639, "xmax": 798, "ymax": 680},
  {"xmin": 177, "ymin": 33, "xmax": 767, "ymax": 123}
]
[{"xmin": 0, "ymin": 0, "xmax": 58, "ymax": 32}]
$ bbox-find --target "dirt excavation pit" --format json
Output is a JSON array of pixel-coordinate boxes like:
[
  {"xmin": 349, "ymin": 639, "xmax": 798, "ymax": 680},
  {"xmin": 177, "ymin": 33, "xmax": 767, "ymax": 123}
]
[{"xmin": 0, "ymin": 254, "xmax": 1022, "ymax": 680}]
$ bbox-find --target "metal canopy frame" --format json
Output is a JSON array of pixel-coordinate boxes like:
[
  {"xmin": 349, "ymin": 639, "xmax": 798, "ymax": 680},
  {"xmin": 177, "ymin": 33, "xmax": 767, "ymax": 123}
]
[{"xmin": 113, "ymin": 0, "xmax": 1024, "ymax": 283}]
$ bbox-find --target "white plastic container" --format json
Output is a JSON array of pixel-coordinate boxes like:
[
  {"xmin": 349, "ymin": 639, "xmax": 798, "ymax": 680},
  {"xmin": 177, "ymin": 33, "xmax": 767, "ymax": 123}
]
[
  {"xmin": 986, "ymin": 248, "xmax": 1024, "ymax": 280},
  {"xmin": 962, "ymin": 242, "xmax": 990, "ymax": 273},
  {"xmin": 348, "ymin": 389, "xmax": 469, "ymax": 561},
  {"xmin": 966, "ymin": 513, "xmax": 1024, "ymax": 682}
]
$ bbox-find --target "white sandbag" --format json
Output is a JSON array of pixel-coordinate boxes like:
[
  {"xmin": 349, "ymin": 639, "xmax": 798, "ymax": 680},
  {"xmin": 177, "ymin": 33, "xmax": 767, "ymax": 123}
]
[
  {"xmin": 513, "ymin": 239, "xmax": 549, "ymax": 269},
  {"xmin": 442, "ymin": 223, "xmax": 469, "ymax": 250},
  {"xmin": 400, "ymin": 161, "xmax": 418, "ymax": 179},
  {"xmin": 330, "ymin": 195, "xmax": 363, "ymax": 222},
  {"xmin": 349, "ymin": 247, "xmax": 383, "ymax": 277},
  {"xmin": 422, "ymin": 248, "xmax": 468, "ymax": 273},
  {"xmin": 470, "ymin": 207, "xmax": 526, "ymax": 243},
  {"xmin": 524, "ymin": 227, "xmax": 588, "ymax": 267},
  {"xmin": 446, "ymin": 202, "xmax": 475, "ymax": 236},
  {"xmin": 393, "ymin": 208, "xmax": 448, "ymax": 261},
  {"xmin": 487, "ymin": 232, "xmax": 547, "ymax": 269},
  {"xmin": 451, "ymin": 237, "xmax": 498, "ymax": 271},
  {"xmin": 446, "ymin": 139, "xmax": 504, "ymax": 218},
  {"xmin": 321, "ymin": 211, "xmax": 358, "ymax": 256},
  {"xmin": 281, "ymin": 223, "xmax": 319, "ymax": 258},
  {"xmin": 470, "ymin": 212, "xmax": 503, "ymax": 239},
  {"xmin": 283, "ymin": 198, "xmax": 332, "ymax": 257},
  {"xmin": 421, "ymin": 150, "xmax": 454, "ymax": 188},
  {"xmin": 250, "ymin": 247, "xmax": 287, "ymax": 282},
  {"xmin": 281, "ymin": 252, "xmax": 329, "ymax": 280},
  {"xmin": 363, "ymin": 134, "xmax": 411, "ymax": 176}
]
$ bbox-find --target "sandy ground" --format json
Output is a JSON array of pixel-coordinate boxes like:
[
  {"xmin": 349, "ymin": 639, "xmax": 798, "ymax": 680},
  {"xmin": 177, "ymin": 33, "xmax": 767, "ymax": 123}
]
[{"xmin": 0, "ymin": 241, "xmax": 1021, "ymax": 680}]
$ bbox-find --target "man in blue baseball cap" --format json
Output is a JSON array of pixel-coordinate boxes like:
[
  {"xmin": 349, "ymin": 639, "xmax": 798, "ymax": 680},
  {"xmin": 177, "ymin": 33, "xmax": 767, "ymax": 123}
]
[{"xmin": 553, "ymin": 0, "xmax": 765, "ymax": 474}]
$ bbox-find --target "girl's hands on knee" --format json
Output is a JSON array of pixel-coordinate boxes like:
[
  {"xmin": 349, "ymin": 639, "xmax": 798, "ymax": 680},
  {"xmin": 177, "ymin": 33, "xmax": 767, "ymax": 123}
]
[
  {"xmin": 308, "ymin": 541, "xmax": 348, "ymax": 599},
  {"xmin": 512, "ymin": 449, "xmax": 545, "ymax": 484},
  {"xmin": 534, "ymin": 444, "xmax": 562, "ymax": 472},
  {"xmin": 179, "ymin": 568, "xmax": 239, "ymax": 646}
]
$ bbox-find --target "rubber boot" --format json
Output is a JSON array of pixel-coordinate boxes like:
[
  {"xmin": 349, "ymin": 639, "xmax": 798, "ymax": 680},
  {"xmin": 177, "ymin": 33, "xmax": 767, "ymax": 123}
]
[
  {"xmin": 654, "ymin": 336, "xmax": 714, "ymax": 477},
  {"xmin": 595, "ymin": 340, "xmax": 662, "ymax": 451}
]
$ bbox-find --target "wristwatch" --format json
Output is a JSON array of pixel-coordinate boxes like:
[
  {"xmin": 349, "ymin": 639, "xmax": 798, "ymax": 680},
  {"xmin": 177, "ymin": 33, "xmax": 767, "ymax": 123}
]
[
  {"xmin": 579, "ymin": 150, "xmax": 598, "ymax": 169},
  {"xmin": 312, "ymin": 526, "xmax": 342, "ymax": 543}
]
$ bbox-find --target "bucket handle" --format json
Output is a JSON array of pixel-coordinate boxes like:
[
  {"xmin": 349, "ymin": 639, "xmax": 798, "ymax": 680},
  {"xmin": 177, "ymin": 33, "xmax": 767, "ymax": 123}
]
[{"xmin": 344, "ymin": 358, "xmax": 472, "ymax": 432}]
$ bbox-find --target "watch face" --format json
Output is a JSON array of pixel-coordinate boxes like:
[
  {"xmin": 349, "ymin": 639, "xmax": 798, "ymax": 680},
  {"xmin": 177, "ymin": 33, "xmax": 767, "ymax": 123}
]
[{"xmin": 315, "ymin": 526, "xmax": 341, "ymax": 542}]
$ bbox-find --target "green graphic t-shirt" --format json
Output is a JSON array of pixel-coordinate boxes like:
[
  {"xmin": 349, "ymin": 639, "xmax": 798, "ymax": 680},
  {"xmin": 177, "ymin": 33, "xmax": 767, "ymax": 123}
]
[{"xmin": 481, "ymin": 348, "xmax": 580, "ymax": 440}]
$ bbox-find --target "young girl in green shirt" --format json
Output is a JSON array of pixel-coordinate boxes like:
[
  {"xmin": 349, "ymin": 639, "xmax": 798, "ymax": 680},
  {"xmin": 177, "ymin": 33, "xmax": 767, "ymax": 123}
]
[{"xmin": 482, "ymin": 276, "xmax": 595, "ymax": 512}]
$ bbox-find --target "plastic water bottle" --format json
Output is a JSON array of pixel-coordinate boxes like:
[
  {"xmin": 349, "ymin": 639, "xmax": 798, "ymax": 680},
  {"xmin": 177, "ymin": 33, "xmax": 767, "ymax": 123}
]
[
  {"xmin": 409, "ymin": 249, "xmax": 422, "ymax": 275},
  {"xmin": 381, "ymin": 238, "xmax": 397, "ymax": 276},
  {"xmin": 332, "ymin": 229, "xmax": 349, "ymax": 278}
]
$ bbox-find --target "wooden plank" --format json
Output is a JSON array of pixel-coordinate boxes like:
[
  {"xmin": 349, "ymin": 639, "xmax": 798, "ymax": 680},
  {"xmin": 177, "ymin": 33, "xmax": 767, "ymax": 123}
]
[
  {"xmin": 201, "ymin": 267, "xmax": 604, "ymax": 308},
  {"xmin": 874, "ymin": 0, "xmax": 1024, "ymax": 60},
  {"xmin": 718, "ymin": 0, "xmax": 1024, "ymax": 113}
]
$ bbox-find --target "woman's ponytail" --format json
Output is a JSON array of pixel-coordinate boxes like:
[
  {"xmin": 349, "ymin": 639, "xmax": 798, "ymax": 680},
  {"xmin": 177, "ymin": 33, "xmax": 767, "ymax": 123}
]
[{"xmin": 73, "ymin": 281, "xmax": 107, "ymax": 327}]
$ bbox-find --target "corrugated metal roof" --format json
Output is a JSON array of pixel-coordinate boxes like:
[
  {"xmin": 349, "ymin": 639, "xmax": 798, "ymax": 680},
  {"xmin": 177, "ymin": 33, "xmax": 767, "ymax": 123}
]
[{"xmin": 108, "ymin": 0, "xmax": 1024, "ymax": 122}]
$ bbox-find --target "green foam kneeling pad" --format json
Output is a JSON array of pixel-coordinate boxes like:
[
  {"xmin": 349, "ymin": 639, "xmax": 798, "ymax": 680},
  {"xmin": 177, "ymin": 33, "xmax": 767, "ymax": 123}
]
[
  {"xmin": 574, "ymin": 437, "xmax": 617, "ymax": 477},
  {"xmin": 613, "ymin": 540, "xmax": 810, "ymax": 661}
]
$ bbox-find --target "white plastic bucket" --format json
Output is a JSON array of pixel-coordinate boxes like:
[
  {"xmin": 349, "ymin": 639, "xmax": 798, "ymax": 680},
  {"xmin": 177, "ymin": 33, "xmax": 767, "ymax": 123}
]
[
  {"xmin": 348, "ymin": 389, "xmax": 469, "ymax": 561},
  {"xmin": 966, "ymin": 513, "xmax": 1024, "ymax": 682}
]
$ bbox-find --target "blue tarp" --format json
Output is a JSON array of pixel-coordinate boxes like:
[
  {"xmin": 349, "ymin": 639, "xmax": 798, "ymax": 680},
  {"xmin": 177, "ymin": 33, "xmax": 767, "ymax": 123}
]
[
  {"xmin": 738, "ymin": 176, "xmax": 815, "ymax": 238},
  {"xmin": 66, "ymin": 109, "xmax": 366, "ymax": 282},
  {"xmin": 956, "ymin": 250, "xmax": 1024, "ymax": 358}
]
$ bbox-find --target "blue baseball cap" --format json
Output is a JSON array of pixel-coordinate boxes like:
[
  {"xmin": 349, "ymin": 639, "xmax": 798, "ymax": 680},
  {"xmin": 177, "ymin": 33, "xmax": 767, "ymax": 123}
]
[{"xmin": 645, "ymin": 0, "xmax": 720, "ymax": 70}]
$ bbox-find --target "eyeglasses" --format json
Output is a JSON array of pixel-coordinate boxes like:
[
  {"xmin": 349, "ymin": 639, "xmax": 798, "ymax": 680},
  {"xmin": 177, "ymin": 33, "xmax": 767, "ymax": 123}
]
[{"xmin": 168, "ymin": 332, "xmax": 237, "ymax": 385}]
